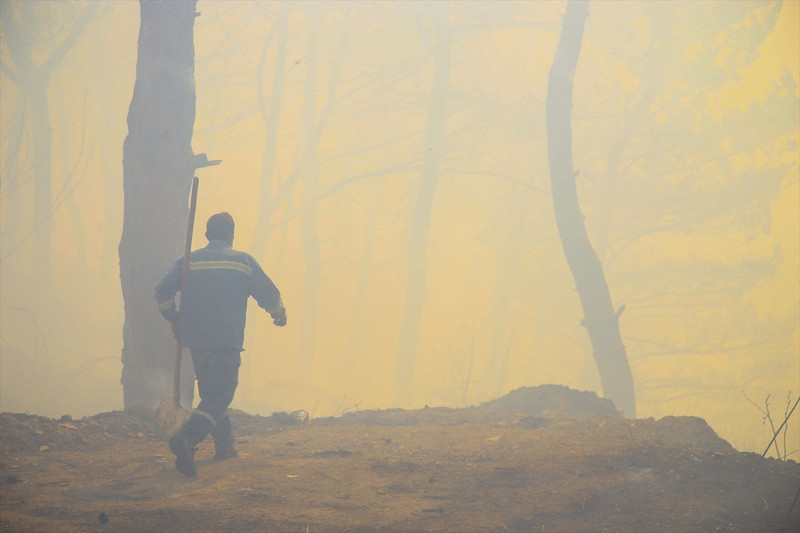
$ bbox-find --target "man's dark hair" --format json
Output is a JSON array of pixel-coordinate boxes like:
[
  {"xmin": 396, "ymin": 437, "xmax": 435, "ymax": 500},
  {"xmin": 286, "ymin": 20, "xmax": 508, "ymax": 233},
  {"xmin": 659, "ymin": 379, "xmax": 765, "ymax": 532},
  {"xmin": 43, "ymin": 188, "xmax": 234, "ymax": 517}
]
[{"xmin": 206, "ymin": 212, "xmax": 235, "ymax": 241}]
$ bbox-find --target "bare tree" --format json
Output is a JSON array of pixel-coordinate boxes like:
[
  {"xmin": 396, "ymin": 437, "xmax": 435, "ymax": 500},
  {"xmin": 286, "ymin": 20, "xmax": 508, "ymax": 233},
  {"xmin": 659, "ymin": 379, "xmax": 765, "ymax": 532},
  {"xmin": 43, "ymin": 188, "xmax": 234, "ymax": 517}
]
[
  {"xmin": 546, "ymin": 0, "xmax": 635, "ymax": 417},
  {"xmin": 0, "ymin": 0, "xmax": 97, "ymax": 278},
  {"xmin": 395, "ymin": 3, "xmax": 451, "ymax": 406},
  {"xmin": 296, "ymin": 8, "xmax": 323, "ymax": 370},
  {"xmin": 246, "ymin": 5, "xmax": 348, "ymax": 370},
  {"xmin": 53, "ymin": 72, "xmax": 88, "ymax": 269},
  {"xmin": 120, "ymin": 0, "xmax": 198, "ymax": 409},
  {"xmin": 250, "ymin": 2, "xmax": 288, "ymax": 258},
  {"xmin": 585, "ymin": 2, "xmax": 796, "ymax": 407}
]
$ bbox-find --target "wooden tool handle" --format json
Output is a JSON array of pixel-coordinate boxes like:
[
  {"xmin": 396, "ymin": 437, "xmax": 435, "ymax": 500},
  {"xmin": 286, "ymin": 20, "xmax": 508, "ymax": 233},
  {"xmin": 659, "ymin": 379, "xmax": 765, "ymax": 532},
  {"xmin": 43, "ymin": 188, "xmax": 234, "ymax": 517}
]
[{"xmin": 173, "ymin": 177, "xmax": 200, "ymax": 406}]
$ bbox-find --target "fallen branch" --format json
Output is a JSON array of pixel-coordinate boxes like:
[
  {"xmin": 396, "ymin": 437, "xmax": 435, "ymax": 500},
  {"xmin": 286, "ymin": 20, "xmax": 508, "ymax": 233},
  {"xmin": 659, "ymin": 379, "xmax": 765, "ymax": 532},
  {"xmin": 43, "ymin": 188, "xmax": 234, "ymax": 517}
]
[{"xmin": 746, "ymin": 396, "xmax": 800, "ymax": 484}]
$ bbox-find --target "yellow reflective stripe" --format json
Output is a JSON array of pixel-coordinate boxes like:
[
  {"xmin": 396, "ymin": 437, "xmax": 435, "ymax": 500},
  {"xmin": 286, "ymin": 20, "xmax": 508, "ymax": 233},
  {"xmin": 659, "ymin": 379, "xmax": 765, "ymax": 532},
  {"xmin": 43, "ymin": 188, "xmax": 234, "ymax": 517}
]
[
  {"xmin": 193, "ymin": 409, "xmax": 217, "ymax": 424},
  {"xmin": 157, "ymin": 297, "xmax": 176, "ymax": 311},
  {"xmin": 189, "ymin": 260, "xmax": 252, "ymax": 275}
]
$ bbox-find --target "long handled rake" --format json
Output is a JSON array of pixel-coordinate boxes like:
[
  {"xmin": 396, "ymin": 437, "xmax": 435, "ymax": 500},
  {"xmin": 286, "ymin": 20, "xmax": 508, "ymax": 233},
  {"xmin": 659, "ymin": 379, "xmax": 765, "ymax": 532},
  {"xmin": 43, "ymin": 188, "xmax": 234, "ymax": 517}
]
[{"xmin": 154, "ymin": 177, "xmax": 199, "ymax": 440}]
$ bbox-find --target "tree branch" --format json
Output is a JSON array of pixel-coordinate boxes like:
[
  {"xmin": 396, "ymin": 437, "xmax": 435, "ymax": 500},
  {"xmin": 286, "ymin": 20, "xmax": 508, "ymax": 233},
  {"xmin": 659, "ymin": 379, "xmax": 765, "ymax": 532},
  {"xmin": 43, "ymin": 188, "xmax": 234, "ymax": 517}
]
[
  {"xmin": 0, "ymin": 60, "xmax": 20, "ymax": 85},
  {"xmin": 41, "ymin": 1, "xmax": 99, "ymax": 76}
]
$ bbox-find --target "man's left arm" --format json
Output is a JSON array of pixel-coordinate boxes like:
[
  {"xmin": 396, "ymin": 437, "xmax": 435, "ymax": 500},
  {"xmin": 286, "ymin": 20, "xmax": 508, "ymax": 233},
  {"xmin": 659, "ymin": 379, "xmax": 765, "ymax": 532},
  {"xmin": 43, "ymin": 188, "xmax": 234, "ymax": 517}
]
[{"xmin": 247, "ymin": 256, "xmax": 286, "ymax": 326}]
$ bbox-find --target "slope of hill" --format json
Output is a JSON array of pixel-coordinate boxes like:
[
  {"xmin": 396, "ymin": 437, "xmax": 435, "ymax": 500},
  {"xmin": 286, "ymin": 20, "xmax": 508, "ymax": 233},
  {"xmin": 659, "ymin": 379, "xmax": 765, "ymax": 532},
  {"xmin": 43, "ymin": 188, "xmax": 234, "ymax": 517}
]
[{"xmin": 1, "ymin": 386, "xmax": 798, "ymax": 532}]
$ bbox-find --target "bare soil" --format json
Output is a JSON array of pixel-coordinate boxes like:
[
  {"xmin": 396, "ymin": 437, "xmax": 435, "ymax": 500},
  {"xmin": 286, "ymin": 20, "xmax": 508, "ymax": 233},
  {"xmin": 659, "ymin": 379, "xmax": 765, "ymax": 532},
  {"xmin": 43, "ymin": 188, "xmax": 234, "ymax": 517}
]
[{"xmin": 1, "ymin": 385, "xmax": 798, "ymax": 532}]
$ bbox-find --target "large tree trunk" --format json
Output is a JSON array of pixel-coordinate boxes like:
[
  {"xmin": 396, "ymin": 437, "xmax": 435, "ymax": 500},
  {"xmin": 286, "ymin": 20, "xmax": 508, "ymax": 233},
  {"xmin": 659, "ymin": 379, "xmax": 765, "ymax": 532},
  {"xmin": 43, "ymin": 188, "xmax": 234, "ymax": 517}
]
[
  {"xmin": 545, "ymin": 0, "xmax": 636, "ymax": 417},
  {"xmin": 120, "ymin": 0, "xmax": 198, "ymax": 410},
  {"xmin": 394, "ymin": 4, "xmax": 451, "ymax": 406}
]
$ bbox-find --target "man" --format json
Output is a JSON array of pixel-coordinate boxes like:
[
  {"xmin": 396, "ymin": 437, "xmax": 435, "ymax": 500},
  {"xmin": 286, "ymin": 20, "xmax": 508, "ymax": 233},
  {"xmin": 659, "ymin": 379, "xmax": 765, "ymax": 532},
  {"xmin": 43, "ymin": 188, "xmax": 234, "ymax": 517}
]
[{"xmin": 155, "ymin": 212, "xmax": 286, "ymax": 477}]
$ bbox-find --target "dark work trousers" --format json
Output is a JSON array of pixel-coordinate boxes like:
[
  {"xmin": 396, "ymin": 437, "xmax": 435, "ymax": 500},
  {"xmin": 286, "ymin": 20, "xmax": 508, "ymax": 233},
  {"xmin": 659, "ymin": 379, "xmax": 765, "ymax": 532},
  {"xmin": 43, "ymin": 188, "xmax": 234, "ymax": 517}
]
[{"xmin": 180, "ymin": 347, "xmax": 241, "ymax": 446}]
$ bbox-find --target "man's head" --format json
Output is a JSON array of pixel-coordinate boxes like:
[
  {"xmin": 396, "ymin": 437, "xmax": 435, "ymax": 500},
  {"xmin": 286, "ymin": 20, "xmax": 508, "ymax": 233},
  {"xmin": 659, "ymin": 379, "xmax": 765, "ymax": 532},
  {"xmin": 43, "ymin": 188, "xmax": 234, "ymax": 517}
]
[{"xmin": 206, "ymin": 212, "xmax": 235, "ymax": 244}]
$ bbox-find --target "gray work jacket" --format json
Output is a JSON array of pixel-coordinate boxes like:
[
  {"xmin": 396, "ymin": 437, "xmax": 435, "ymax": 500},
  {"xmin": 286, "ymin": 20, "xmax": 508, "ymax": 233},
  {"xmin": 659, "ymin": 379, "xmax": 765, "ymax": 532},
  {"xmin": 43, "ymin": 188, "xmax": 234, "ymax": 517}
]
[{"xmin": 155, "ymin": 240, "xmax": 284, "ymax": 350}]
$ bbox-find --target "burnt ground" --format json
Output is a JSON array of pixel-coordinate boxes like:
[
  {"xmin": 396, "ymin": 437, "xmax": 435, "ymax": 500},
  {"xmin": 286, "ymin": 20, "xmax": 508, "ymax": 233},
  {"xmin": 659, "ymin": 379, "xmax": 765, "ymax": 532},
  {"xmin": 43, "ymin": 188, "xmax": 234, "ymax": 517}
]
[{"xmin": 1, "ymin": 385, "xmax": 798, "ymax": 533}]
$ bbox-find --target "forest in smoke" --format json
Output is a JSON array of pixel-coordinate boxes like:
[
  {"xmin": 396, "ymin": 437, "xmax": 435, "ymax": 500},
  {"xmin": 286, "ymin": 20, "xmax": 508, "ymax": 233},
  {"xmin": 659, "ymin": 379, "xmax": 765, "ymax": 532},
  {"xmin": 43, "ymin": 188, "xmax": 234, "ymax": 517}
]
[{"xmin": 0, "ymin": 0, "xmax": 798, "ymax": 457}]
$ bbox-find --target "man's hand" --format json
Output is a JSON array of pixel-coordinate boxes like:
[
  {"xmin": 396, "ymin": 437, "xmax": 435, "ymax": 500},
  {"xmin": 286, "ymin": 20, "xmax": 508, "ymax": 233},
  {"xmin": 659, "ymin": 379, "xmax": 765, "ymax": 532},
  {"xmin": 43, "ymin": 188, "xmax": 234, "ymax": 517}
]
[
  {"xmin": 272, "ymin": 309, "xmax": 287, "ymax": 327},
  {"xmin": 171, "ymin": 321, "xmax": 181, "ymax": 340}
]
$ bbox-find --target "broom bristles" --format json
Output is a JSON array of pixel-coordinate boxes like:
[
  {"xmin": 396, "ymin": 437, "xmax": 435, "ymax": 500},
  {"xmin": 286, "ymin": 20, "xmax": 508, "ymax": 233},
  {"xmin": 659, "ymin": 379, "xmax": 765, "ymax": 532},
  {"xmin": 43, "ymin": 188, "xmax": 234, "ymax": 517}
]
[{"xmin": 154, "ymin": 396, "xmax": 190, "ymax": 441}]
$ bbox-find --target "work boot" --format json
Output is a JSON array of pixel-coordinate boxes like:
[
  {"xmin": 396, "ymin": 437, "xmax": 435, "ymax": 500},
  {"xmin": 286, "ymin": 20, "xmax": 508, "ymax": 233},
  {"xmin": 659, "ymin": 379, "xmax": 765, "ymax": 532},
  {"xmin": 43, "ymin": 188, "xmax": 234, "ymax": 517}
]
[
  {"xmin": 214, "ymin": 437, "xmax": 238, "ymax": 460},
  {"xmin": 168, "ymin": 431, "xmax": 197, "ymax": 477},
  {"xmin": 211, "ymin": 414, "xmax": 237, "ymax": 460}
]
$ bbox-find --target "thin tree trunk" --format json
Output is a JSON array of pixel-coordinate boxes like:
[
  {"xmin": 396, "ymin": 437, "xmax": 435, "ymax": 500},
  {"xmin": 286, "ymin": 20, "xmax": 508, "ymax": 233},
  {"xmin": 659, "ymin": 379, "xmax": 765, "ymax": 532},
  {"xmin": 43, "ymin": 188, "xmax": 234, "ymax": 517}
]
[
  {"xmin": 250, "ymin": 2, "xmax": 288, "ymax": 257},
  {"xmin": 485, "ymin": 191, "xmax": 525, "ymax": 398},
  {"xmin": 289, "ymin": 10, "xmax": 349, "ymax": 371},
  {"xmin": 345, "ymin": 179, "xmax": 384, "ymax": 381},
  {"xmin": 93, "ymin": 12, "xmax": 124, "ymax": 266},
  {"xmin": 394, "ymin": 4, "xmax": 450, "ymax": 406},
  {"xmin": 343, "ymin": 179, "xmax": 385, "ymax": 397},
  {"xmin": 250, "ymin": 5, "xmax": 346, "ymax": 271},
  {"xmin": 28, "ymin": 79, "xmax": 53, "ymax": 278},
  {"xmin": 297, "ymin": 10, "xmax": 322, "ymax": 370},
  {"xmin": 120, "ymin": 0, "xmax": 198, "ymax": 410},
  {"xmin": 545, "ymin": 0, "xmax": 635, "ymax": 417},
  {"xmin": 54, "ymin": 74, "xmax": 87, "ymax": 270}
]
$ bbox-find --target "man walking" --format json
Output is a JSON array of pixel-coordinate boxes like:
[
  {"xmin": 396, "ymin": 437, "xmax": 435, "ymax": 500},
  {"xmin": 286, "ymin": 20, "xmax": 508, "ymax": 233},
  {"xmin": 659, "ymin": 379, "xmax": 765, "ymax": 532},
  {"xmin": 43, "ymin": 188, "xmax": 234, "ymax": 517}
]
[{"xmin": 155, "ymin": 212, "xmax": 286, "ymax": 477}]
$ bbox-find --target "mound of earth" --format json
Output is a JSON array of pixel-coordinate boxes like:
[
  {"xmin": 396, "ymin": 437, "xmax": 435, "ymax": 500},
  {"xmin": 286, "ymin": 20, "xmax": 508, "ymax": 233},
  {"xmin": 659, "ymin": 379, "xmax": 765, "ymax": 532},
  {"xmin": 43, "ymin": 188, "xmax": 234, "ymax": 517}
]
[
  {"xmin": 0, "ymin": 410, "xmax": 156, "ymax": 455},
  {"xmin": 475, "ymin": 384, "xmax": 621, "ymax": 418},
  {"xmin": 331, "ymin": 385, "xmax": 622, "ymax": 428},
  {"xmin": 1, "ymin": 386, "xmax": 798, "ymax": 532}
]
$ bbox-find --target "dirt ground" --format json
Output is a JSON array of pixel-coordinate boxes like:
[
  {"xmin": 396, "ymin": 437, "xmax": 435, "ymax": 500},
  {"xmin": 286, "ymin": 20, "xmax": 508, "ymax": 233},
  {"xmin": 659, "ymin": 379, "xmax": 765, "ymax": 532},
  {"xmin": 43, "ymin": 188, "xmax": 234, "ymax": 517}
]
[{"xmin": 1, "ymin": 385, "xmax": 798, "ymax": 533}]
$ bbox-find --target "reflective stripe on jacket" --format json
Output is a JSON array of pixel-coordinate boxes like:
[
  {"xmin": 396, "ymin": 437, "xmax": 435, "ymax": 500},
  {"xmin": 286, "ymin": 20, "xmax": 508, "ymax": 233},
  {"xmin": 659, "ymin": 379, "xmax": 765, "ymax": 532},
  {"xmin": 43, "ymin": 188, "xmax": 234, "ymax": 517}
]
[{"xmin": 154, "ymin": 240, "xmax": 284, "ymax": 350}]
